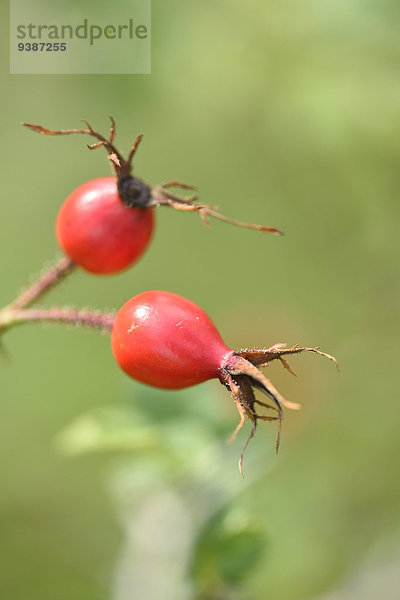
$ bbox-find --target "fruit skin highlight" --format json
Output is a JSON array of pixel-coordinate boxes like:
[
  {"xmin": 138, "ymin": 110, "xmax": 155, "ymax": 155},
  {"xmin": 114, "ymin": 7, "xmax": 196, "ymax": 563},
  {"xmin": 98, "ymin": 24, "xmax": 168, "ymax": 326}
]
[{"xmin": 56, "ymin": 177, "xmax": 154, "ymax": 274}]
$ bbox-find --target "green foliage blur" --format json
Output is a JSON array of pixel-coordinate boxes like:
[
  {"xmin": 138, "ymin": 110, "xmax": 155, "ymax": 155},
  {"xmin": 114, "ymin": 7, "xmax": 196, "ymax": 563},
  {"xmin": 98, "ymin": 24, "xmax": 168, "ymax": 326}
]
[{"xmin": 1, "ymin": 1, "xmax": 399, "ymax": 599}]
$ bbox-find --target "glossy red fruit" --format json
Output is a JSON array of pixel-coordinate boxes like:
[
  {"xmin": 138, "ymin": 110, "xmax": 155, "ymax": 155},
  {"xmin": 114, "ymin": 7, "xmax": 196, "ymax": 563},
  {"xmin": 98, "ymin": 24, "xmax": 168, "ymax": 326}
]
[
  {"xmin": 111, "ymin": 290, "xmax": 232, "ymax": 389},
  {"xmin": 56, "ymin": 177, "xmax": 154, "ymax": 274},
  {"xmin": 111, "ymin": 290, "xmax": 337, "ymax": 473}
]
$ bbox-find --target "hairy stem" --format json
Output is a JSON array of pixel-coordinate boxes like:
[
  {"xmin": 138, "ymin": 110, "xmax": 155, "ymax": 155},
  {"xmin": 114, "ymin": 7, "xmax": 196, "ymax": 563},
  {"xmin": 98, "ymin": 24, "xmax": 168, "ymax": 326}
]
[
  {"xmin": 0, "ymin": 307, "xmax": 115, "ymax": 333},
  {"xmin": 9, "ymin": 256, "xmax": 76, "ymax": 310}
]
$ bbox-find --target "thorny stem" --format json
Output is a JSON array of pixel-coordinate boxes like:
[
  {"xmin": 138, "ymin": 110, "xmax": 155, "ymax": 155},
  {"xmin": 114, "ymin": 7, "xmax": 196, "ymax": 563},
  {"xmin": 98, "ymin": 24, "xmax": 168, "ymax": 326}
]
[
  {"xmin": 0, "ymin": 307, "xmax": 115, "ymax": 333},
  {"xmin": 9, "ymin": 256, "xmax": 76, "ymax": 310},
  {"xmin": 0, "ymin": 256, "xmax": 80, "ymax": 337},
  {"xmin": 23, "ymin": 118, "xmax": 283, "ymax": 235}
]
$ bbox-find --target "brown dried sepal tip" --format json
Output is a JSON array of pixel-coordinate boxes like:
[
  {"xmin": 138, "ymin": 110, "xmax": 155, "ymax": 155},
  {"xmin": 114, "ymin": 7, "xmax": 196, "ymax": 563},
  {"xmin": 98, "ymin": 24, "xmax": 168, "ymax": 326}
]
[
  {"xmin": 22, "ymin": 118, "xmax": 282, "ymax": 235},
  {"xmin": 219, "ymin": 344, "xmax": 338, "ymax": 476}
]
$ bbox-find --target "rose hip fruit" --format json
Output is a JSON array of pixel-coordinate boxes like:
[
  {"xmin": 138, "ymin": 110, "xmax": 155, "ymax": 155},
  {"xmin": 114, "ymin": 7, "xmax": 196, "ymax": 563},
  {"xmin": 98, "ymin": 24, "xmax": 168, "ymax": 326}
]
[
  {"xmin": 111, "ymin": 290, "xmax": 337, "ymax": 473},
  {"xmin": 111, "ymin": 290, "xmax": 231, "ymax": 389},
  {"xmin": 56, "ymin": 177, "xmax": 154, "ymax": 274}
]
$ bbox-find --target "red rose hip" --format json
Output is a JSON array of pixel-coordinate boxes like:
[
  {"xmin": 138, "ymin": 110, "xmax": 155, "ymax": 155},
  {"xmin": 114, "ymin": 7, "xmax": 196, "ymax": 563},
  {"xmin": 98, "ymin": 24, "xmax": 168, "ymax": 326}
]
[
  {"xmin": 56, "ymin": 177, "xmax": 154, "ymax": 274},
  {"xmin": 111, "ymin": 290, "xmax": 232, "ymax": 389},
  {"xmin": 111, "ymin": 290, "xmax": 337, "ymax": 473}
]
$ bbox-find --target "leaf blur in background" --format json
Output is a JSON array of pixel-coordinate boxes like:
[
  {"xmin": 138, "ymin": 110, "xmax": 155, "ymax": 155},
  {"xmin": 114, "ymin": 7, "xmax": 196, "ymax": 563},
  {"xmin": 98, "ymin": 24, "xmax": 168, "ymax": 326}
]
[{"xmin": 1, "ymin": 1, "xmax": 399, "ymax": 599}]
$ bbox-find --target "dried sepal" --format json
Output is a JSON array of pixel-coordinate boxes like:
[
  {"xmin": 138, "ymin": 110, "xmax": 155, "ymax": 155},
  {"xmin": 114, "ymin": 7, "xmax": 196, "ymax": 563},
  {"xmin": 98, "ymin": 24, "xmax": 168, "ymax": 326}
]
[
  {"xmin": 220, "ymin": 345, "xmax": 338, "ymax": 475},
  {"xmin": 23, "ymin": 118, "xmax": 282, "ymax": 234},
  {"xmin": 237, "ymin": 344, "xmax": 339, "ymax": 370},
  {"xmin": 22, "ymin": 118, "xmax": 136, "ymax": 179},
  {"xmin": 220, "ymin": 370, "xmax": 266, "ymax": 477},
  {"xmin": 151, "ymin": 184, "xmax": 283, "ymax": 233}
]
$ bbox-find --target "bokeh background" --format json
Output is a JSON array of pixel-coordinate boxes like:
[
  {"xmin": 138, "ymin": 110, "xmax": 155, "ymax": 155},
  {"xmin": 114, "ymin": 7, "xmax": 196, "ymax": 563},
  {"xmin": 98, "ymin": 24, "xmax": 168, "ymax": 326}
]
[{"xmin": 1, "ymin": 1, "xmax": 399, "ymax": 599}]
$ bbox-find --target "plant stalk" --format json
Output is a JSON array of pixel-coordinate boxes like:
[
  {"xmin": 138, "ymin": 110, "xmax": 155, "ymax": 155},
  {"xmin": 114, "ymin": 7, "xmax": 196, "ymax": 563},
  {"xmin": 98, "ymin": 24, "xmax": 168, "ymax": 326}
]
[
  {"xmin": 9, "ymin": 256, "xmax": 76, "ymax": 310},
  {"xmin": 0, "ymin": 306, "xmax": 115, "ymax": 334}
]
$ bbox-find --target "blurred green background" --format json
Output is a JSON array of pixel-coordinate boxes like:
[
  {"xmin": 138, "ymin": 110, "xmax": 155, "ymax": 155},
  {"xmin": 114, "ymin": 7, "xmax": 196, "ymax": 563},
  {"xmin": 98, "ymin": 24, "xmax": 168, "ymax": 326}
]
[{"xmin": 1, "ymin": 1, "xmax": 399, "ymax": 599}]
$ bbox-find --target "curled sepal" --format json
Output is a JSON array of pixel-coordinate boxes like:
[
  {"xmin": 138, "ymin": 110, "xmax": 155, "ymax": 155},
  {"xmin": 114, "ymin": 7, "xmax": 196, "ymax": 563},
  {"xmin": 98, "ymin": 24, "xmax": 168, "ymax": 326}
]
[
  {"xmin": 220, "ymin": 354, "xmax": 285, "ymax": 477},
  {"xmin": 219, "ymin": 346, "xmax": 338, "ymax": 475},
  {"xmin": 22, "ymin": 118, "xmax": 138, "ymax": 179}
]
